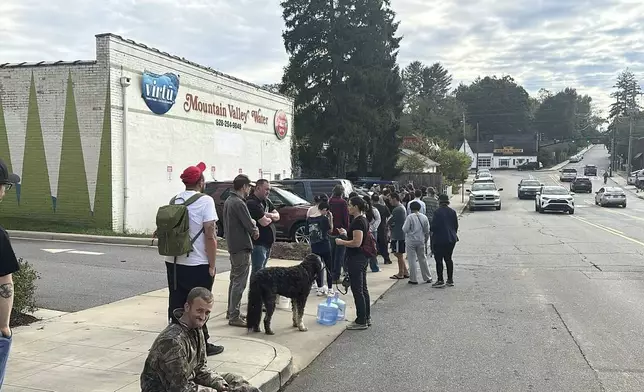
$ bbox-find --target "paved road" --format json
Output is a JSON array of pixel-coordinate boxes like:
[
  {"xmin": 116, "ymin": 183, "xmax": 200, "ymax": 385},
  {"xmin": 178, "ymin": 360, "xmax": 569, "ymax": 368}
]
[
  {"xmin": 284, "ymin": 145, "xmax": 644, "ymax": 391},
  {"xmin": 12, "ymin": 239, "xmax": 231, "ymax": 312}
]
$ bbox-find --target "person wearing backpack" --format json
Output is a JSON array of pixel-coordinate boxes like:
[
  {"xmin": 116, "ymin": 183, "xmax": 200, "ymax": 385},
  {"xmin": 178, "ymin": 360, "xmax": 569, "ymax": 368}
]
[
  {"xmin": 335, "ymin": 196, "xmax": 374, "ymax": 331},
  {"xmin": 402, "ymin": 201, "xmax": 432, "ymax": 285},
  {"xmin": 156, "ymin": 162, "xmax": 223, "ymax": 356}
]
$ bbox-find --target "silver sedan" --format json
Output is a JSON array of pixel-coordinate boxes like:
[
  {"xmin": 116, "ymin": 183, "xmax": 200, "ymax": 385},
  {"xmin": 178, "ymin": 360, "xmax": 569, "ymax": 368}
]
[{"xmin": 595, "ymin": 186, "xmax": 627, "ymax": 208}]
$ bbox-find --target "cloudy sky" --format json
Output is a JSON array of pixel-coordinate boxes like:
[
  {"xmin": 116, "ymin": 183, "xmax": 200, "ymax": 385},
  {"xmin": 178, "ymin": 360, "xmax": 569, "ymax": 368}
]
[{"xmin": 2, "ymin": 0, "xmax": 643, "ymax": 113}]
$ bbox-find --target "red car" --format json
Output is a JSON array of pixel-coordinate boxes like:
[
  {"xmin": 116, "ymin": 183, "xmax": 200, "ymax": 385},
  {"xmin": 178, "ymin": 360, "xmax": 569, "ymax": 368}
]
[{"xmin": 204, "ymin": 181, "xmax": 311, "ymax": 243}]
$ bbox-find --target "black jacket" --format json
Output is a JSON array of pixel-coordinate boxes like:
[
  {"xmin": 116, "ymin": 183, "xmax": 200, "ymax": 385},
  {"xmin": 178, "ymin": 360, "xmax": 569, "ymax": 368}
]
[{"xmin": 430, "ymin": 205, "xmax": 459, "ymax": 245}]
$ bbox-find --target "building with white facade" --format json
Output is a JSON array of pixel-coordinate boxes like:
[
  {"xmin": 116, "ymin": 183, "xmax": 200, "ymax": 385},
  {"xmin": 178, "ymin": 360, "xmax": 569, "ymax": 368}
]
[
  {"xmin": 460, "ymin": 134, "xmax": 537, "ymax": 169},
  {"xmin": 0, "ymin": 33, "xmax": 294, "ymax": 233}
]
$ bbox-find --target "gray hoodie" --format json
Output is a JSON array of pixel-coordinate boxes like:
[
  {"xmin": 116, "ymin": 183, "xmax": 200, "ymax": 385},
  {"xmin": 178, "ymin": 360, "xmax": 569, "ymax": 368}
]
[{"xmin": 402, "ymin": 212, "xmax": 430, "ymax": 245}]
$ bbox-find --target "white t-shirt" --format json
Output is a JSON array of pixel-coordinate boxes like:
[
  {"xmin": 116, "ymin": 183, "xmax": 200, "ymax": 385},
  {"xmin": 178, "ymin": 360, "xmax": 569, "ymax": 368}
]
[{"xmin": 164, "ymin": 191, "xmax": 218, "ymax": 266}]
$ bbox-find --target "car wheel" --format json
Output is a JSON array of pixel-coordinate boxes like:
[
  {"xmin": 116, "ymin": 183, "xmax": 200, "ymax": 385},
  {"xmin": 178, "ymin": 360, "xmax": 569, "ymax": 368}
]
[
  {"xmin": 292, "ymin": 222, "xmax": 310, "ymax": 244},
  {"xmin": 569, "ymin": 209, "xmax": 575, "ymax": 215},
  {"xmin": 623, "ymin": 203, "xmax": 627, "ymax": 208},
  {"xmin": 496, "ymin": 205, "xmax": 501, "ymax": 211},
  {"xmin": 595, "ymin": 200, "xmax": 599, "ymax": 205},
  {"xmin": 535, "ymin": 204, "xmax": 539, "ymax": 212}
]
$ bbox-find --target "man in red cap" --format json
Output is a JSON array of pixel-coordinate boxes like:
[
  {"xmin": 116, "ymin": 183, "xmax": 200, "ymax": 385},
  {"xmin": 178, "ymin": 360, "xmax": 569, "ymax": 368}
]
[{"xmin": 164, "ymin": 161, "xmax": 224, "ymax": 356}]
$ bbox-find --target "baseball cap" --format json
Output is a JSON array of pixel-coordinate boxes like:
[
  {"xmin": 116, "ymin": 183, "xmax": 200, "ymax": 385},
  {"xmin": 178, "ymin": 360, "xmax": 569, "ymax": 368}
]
[
  {"xmin": 180, "ymin": 162, "xmax": 206, "ymax": 184},
  {"xmin": 0, "ymin": 159, "xmax": 20, "ymax": 185},
  {"xmin": 233, "ymin": 174, "xmax": 255, "ymax": 189}
]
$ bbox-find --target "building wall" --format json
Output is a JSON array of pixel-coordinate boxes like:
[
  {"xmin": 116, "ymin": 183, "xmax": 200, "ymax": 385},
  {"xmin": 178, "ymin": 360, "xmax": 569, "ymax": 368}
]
[
  {"xmin": 493, "ymin": 155, "xmax": 537, "ymax": 168},
  {"xmin": 0, "ymin": 61, "xmax": 112, "ymax": 229},
  {"xmin": 103, "ymin": 34, "xmax": 294, "ymax": 233}
]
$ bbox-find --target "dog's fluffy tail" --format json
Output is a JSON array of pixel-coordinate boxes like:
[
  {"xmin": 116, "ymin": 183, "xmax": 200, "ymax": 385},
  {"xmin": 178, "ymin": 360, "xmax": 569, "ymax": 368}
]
[{"xmin": 246, "ymin": 279, "xmax": 263, "ymax": 332}]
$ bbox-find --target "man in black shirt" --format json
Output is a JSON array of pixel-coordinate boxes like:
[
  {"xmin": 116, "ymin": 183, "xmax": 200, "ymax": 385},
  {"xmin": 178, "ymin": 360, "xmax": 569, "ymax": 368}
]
[
  {"xmin": 246, "ymin": 179, "xmax": 280, "ymax": 277},
  {"xmin": 0, "ymin": 159, "xmax": 20, "ymax": 388}
]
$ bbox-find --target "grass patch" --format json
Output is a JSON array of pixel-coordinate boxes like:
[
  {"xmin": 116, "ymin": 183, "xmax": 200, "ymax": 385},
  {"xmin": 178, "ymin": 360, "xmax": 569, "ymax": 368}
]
[{"xmin": 0, "ymin": 217, "xmax": 150, "ymax": 238}]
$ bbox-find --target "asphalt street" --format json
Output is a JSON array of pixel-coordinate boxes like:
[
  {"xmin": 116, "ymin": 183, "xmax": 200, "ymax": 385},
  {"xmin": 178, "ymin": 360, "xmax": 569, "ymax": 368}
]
[
  {"xmin": 284, "ymin": 145, "xmax": 644, "ymax": 392},
  {"xmin": 12, "ymin": 239, "xmax": 231, "ymax": 312}
]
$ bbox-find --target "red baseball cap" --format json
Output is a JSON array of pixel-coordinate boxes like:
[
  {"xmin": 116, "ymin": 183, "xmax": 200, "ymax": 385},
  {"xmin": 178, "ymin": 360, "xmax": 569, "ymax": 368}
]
[{"xmin": 180, "ymin": 162, "xmax": 206, "ymax": 184}]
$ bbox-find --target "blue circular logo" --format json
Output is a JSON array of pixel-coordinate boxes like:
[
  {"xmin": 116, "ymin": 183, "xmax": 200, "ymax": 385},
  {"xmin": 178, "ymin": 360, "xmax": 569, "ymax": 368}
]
[{"xmin": 141, "ymin": 72, "xmax": 180, "ymax": 115}]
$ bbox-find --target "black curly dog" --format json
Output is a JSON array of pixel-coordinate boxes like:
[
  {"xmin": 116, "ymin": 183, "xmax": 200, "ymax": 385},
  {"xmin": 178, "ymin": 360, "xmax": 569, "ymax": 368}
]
[{"xmin": 247, "ymin": 254, "xmax": 323, "ymax": 335}]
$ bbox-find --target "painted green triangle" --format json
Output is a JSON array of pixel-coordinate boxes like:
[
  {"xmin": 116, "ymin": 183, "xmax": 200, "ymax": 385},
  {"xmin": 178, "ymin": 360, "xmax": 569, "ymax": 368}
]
[
  {"xmin": 92, "ymin": 81, "xmax": 112, "ymax": 229},
  {"xmin": 56, "ymin": 71, "xmax": 91, "ymax": 222},
  {"xmin": 19, "ymin": 72, "xmax": 53, "ymax": 216},
  {"xmin": 0, "ymin": 94, "xmax": 19, "ymax": 210}
]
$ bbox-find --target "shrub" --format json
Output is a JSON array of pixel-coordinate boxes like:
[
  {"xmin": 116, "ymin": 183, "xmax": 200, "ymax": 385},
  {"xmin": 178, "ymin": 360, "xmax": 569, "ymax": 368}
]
[{"xmin": 13, "ymin": 258, "xmax": 40, "ymax": 315}]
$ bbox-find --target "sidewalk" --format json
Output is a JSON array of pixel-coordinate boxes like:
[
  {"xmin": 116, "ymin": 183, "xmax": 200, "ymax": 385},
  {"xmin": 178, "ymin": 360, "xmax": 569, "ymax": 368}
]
[
  {"xmin": 449, "ymin": 174, "xmax": 475, "ymax": 214},
  {"xmin": 6, "ymin": 257, "xmax": 401, "ymax": 392},
  {"xmin": 608, "ymin": 171, "xmax": 644, "ymax": 199}
]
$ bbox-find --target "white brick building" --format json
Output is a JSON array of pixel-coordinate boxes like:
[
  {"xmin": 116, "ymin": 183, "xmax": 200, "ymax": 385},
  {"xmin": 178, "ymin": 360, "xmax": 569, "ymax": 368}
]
[{"xmin": 0, "ymin": 33, "xmax": 294, "ymax": 233}]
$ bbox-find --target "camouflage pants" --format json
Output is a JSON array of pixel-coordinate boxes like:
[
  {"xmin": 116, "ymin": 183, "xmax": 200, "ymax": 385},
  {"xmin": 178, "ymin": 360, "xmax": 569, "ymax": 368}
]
[{"xmin": 221, "ymin": 373, "xmax": 261, "ymax": 392}]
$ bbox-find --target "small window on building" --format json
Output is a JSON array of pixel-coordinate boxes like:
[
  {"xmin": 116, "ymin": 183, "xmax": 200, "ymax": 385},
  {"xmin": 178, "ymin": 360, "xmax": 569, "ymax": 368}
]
[
  {"xmin": 274, "ymin": 174, "xmax": 281, "ymax": 181},
  {"xmin": 477, "ymin": 157, "xmax": 491, "ymax": 168},
  {"xmin": 499, "ymin": 159, "xmax": 510, "ymax": 167}
]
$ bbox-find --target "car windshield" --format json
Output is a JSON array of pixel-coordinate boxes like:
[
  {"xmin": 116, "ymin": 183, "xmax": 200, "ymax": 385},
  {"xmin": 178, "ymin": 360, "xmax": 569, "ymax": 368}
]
[
  {"xmin": 605, "ymin": 187, "xmax": 624, "ymax": 193},
  {"xmin": 543, "ymin": 187, "xmax": 569, "ymax": 195},
  {"xmin": 478, "ymin": 172, "xmax": 491, "ymax": 177},
  {"xmin": 271, "ymin": 186, "xmax": 309, "ymax": 205},
  {"xmin": 521, "ymin": 180, "xmax": 540, "ymax": 186},
  {"xmin": 563, "ymin": 169, "xmax": 577, "ymax": 173},
  {"xmin": 472, "ymin": 183, "xmax": 497, "ymax": 191}
]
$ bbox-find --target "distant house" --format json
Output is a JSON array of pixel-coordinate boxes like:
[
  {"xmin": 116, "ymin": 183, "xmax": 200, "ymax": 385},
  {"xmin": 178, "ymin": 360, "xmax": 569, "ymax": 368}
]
[
  {"xmin": 459, "ymin": 134, "xmax": 537, "ymax": 169},
  {"xmin": 459, "ymin": 139, "xmax": 494, "ymax": 170},
  {"xmin": 398, "ymin": 148, "xmax": 440, "ymax": 173}
]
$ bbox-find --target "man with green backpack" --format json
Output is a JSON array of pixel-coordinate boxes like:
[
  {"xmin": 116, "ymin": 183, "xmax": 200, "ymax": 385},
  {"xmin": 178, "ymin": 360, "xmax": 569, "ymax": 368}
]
[{"xmin": 155, "ymin": 162, "xmax": 224, "ymax": 356}]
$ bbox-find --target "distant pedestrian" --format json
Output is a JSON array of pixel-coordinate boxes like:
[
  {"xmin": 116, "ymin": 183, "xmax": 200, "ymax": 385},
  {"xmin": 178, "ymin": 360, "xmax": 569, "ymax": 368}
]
[
  {"xmin": 246, "ymin": 179, "xmax": 280, "ymax": 277},
  {"xmin": 430, "ymin": 194, "xmax": 459, "ymax": 288},
  {"xmin": 371, "ymin": 193, "xmax": 392, "ymax": 264},
  {"xmin": 422, "ymin": 187, "xmax": 439, "ymax": 255},
  {"xmin": 407, "ymin": 189, "xmax": 426, "ymax": 215},
  {"xmin": 223, "ymin": 174, "xmax": 260, "ymax": 327},
  {"xmin": 329, "ymin": 185, "xmax": 349, "ymax": 283},
  {"xmin": 307, "ymin": 201, "xmax": 334, "ymax": 296},
  {"xmin": 160, "ymin": 162, "xmax": 223, "ymax": 356},
  {"xmin": 388, "ymin": 192, "xmax": 409, "ymax": 280},
  {"xmin": 363, "ymin": 195, "xmax": 381, "ymax": 272},
  {"xmin": 0, "ymin": 159, "xmax": 20, "ymax": 387},
  {"xmin": 403, "ymin": 201, "xmax": 432, "ymax": 284}
]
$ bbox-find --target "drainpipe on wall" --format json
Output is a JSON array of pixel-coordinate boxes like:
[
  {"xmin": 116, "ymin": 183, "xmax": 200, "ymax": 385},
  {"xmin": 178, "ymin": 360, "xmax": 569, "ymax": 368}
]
[{"xmin": 119, "ymin": 76, "xmax": 131, "ymax": 233}]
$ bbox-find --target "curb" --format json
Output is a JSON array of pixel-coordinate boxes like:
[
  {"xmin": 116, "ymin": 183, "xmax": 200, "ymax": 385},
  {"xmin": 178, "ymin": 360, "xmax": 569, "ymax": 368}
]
[
  {"xmin": 8, "ymin": 230, "xmax": 158, "ymax": 247},
  {"xmin": 240, "ymin": 336, "xmax": 294, "ymax": 392}
]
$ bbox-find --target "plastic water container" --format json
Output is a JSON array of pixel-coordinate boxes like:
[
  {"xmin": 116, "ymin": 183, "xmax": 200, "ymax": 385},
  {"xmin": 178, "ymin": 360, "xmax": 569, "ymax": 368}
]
[
  {"xmin": 276, "ymin": 295, "xmax": 291, "ymax": 310},
  {"xmin": 330, "ymin": 292, "xmax": 346, "ymax": 321},
  {"xmin": 316, "ymin": 297, "xmax": 339, "ymax": 326}
]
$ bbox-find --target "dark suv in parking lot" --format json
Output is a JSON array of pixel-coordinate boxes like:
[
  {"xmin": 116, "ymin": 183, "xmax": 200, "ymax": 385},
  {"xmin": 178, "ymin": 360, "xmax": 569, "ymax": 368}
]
[
  {"xmin": 570, "ymin": 176, "xmax": 592, "ymax": 193},
  {"xmin": 204, "ymin": 181, "xmax": 311, "ymax": 243}
]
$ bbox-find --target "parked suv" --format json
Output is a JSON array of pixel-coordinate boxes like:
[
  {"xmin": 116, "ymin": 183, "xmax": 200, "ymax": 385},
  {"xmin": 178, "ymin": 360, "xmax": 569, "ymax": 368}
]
[
  {"xmin": 570, "ymin": 176, "xmax": 592, "ymax": 193},
  {"xmin": 583, "ymin": 164, "xmax": 597, "ymax": 176},
  {"xmin": 559, "ymin": 168, "xmax": 577, "ymax": 182},
  {"xmin": 273, "ymin": 179, "xmax": 353, "ymax": 202},
  {"xmin": 204, "ymin": 181, "xmax": 311, "ymax": 243}
]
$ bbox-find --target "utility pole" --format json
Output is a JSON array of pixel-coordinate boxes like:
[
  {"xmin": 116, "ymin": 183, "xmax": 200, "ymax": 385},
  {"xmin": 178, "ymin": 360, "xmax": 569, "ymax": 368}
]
[
  {"xmin": 610, "ymin": 125, "xmax": 615, "ymax": 176},
  {"xmin": 476, "ymin": 122, "xmax": 480, "ymax": 170},
  {"xmin": 627, "ymin": 112, "xmax": 634, "ymax": 174},
  {"xmin": 462, "ymin": 112, "xmax": 466, "ymax": 203}
]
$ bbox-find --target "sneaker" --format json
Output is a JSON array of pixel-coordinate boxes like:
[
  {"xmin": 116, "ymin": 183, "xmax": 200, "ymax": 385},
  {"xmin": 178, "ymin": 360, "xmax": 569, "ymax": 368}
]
[
  {"xmin": 432, "ymin": 281, "xmax": 445, "ymax": 288},
  {"xmin": 346, "ymin": 322, "xmax": 368, "ymax": 330},
  {"xmin": 408, "ymin": 281, "xmax": 418, "ymax": 285},
  {"xmin": 384, "ymin": 260, "xmax": 393, "ymax": 265},
  {"xmin": 311, "ymin": 282, "xmax": 318, "ymax": 290},
  {"xmin": 206, "ymin": 343, "xmax": 224, "ymax": 356},
  {"xmin": 316, "ymin": 287, "xmax": 328, "ymax": 296},
  {"xmin": 446, "ymin": 280, "xmax": 454, "ymax": 287},
  {"xmin": 426, "ymin": 279, "xmax": 433, "ymax": 284},
  {"xmin": 367, "ymin": 317, "xmax": 372, "ymax": 326},
  {"xmin": 327, "ymin": 288, "xmax": 335, "ymax": 297},
  {"xmin": 228, "ymin": 318, "xmax": 247, "ymax": 327}
]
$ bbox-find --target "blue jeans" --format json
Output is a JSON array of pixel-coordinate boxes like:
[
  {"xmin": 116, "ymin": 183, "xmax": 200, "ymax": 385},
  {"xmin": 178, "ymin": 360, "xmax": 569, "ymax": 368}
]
[
  {"xmin": 251, "ymin": 245, "xmax": 270, "ymax": 277},
  {"xmin": 330, "ymin": 236, "xmax": 346, "ymax": 281},
  {"xmin": 0, "ymin": 333, "xmax": 12, "ymax": 387}
]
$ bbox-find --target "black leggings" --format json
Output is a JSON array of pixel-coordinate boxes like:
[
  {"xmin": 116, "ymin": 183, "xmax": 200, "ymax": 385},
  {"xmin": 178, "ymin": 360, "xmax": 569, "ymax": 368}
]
[
  {"xmin": 313, "ymin": 250, "xmax": 333, "ymax": 289},
  {"xmin": 347, "ymin": 254, "xmax": 370, "ymax": 325},
  {"xmin": 166, "ymin": 262, "xmax": 214, "ymax": 340},
  {"xmin": 433, "ymin": 243, "xmax": 455, "ymax": 282}
]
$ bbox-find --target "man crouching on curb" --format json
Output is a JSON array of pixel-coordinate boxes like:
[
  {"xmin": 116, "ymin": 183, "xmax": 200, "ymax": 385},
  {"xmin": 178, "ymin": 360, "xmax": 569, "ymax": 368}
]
[{"xmin": 141, "ymin": 287, "xmax": 261, "ymax": 392}]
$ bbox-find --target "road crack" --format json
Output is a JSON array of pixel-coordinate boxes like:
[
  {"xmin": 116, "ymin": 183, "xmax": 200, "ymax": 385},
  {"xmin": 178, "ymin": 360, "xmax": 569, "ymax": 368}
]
[
  {"xmin": 550, "ymin": 303, "xmax": 606, "ymax": 391},
  {"xmin": 590, "ymin": 262, "xmax": 602, "ymax": 271}
]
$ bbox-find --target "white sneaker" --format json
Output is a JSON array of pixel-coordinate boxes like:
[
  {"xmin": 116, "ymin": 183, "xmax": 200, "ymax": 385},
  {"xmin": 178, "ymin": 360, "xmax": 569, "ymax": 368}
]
[
  {"xmin": 316, "ymin": 287, "xmax": 327, "ymax": 296},
  {"xmin": 327, "ymin": 288, "xmax": 335, "ymax": 297},
  {"xmin": 311, "ymin": 282, "xmax": 318, "ymax": 290}
]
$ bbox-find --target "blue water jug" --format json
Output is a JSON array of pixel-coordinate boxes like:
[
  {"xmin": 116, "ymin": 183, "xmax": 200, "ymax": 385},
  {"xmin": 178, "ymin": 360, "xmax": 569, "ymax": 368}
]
[
  {"xmin": 330, "ymin": 292, "xmax": 346, "ymax": 321},
  {"xmin": 316, "ymin": 297, "xmax": 339, "ymax": 326}
]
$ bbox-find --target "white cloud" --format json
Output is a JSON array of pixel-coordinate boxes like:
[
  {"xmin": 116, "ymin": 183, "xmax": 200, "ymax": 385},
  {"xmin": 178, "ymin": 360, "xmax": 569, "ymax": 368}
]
[{"xmin": 2, "ymin": 0, "xmax": 644, "ymax": 113}]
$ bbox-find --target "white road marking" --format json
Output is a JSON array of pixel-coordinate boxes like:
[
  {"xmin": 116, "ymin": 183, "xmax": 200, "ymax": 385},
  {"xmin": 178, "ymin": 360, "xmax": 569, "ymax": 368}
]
[
  {"xmin": 68, "ymin": 250, "xmax": 104, "ymax": 255},
  {"xmin": 42, "ymin": 248, "xmax": 75, "ymax": 253},
  {"xmin": 41, "ymin": 248, "xmax": 104, "ymax": 255}
]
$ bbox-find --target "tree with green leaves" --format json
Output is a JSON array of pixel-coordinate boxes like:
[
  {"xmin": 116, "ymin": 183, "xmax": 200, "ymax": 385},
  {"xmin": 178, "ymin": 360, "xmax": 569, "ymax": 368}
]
[
  {"xmin": 455, "ymin": 75, "xmax": 532, "ymax": 139},
  {"xmin": 280, "ymin": 0, "xmax": 404, "ymax": 178},
  {"xmin": 607, "ymin": 69, "xmax": 642, "ymax": 168}
]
